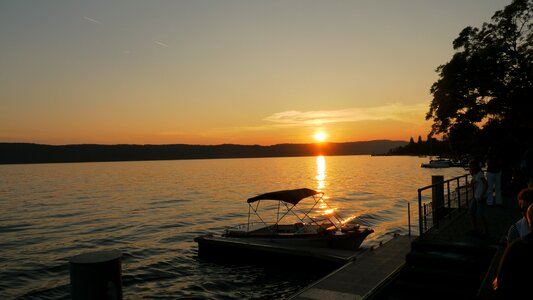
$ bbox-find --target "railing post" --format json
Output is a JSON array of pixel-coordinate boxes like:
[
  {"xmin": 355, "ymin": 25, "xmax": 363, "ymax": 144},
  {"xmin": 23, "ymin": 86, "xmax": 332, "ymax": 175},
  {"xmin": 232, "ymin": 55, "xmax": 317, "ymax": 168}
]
[
  {"xmin": 457, "ymin": 178, "xmax": 461, "ymax": 209},
  {"xmin": 408, "ymin": 201, "xmax": 411, "ymax": 236},
  {"xmin": 432, "ymin": 175, "xmax": 445, "ymax": 229},
  {"xmin": 465, "ymin": 176, "xmax": 470, "ymax": 205},
  {"xmin": 423, "ymin": 203, "xmax": 428, "ymax": 231},
  {"xmin": 418, "ymin": 189, "xmax": 423, "ymax": 237},
  {"xmin": 447, "ymin": 181, "xmax": 451, "ymax": 218}
]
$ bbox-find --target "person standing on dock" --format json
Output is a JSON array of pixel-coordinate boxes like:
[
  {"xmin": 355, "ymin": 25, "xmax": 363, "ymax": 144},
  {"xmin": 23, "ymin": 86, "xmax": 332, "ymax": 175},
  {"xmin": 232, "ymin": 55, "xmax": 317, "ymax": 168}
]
[
  {"xmin": 468, "ymin": 159, "xmax": 489, "ymax": 236},
  {"xmin": 485, "ymin": 147, "xmax": 502, "ymax": 206},
  {"xmin": 493, "ymin": 203, "xmax": 533, "ymax": 298},
  {"xmin": 520, "ymin": 147, "xmax": 533, "ymax": 188},
  {"xmin": 505, "ymin": 187, "xmax": 533, "ymax": 244}
]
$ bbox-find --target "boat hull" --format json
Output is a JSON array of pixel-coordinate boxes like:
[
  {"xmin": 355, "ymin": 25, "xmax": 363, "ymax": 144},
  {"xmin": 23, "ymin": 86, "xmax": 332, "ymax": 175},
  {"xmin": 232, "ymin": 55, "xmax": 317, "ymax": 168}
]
[
  {"xmin": 223, "ymin": 230, "xmax": 372, "ymax": 250},
  {"xmin": 194, "ymin": 232, "xmax": 371, "ymax": 268},
  {"xmin": 421, "ymin": 162, "xmax": 452, "ymax": 168},
  {"xmin": 195, "ymin": 228, "xmax": 373, "ymax": 265}
]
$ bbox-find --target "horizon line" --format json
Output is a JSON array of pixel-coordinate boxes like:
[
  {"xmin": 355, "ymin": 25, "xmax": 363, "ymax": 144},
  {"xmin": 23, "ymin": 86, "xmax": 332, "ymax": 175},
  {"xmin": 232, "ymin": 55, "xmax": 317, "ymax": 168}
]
[{"xmin": 0, "ymin": 139, "xmax": 410, "ymax": 147}]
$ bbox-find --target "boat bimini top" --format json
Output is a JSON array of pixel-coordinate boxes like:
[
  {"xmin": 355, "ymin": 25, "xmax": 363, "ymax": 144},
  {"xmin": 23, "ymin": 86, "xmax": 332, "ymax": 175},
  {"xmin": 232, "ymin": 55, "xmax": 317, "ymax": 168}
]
[
  {"xmin": 247, "ymin": 188, "xmax": 321, "ymax": 205},
  {"xmin": 244, "ymin": 188, "xmax": 345, "ymax": 233}
]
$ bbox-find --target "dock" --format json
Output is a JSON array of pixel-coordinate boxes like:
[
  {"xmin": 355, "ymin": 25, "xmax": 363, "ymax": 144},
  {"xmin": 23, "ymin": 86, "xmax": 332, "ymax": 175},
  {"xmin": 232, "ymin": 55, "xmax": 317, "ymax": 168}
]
[
  {"xmin": 290, "ymin": 235, "xmax": 415, "ymax": 300},
  {"xmin": 290, "ymin": 195, "xmax": 521, "ymax": 300}
]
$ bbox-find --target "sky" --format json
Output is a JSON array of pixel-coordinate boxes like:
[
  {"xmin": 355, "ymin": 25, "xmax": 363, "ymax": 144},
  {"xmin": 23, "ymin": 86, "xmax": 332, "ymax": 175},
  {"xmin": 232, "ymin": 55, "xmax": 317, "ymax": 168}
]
[{"xmin": 0, "ymin": 0, "xmax": 511, "ymax": 145}]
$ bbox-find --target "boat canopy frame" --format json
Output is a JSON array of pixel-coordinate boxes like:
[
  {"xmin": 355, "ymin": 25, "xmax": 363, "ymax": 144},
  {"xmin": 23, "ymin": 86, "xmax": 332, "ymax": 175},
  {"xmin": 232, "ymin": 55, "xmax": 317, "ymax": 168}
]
[{"xmin": 245, "ymin": 188, "xmax": 345, "ymax": 234}]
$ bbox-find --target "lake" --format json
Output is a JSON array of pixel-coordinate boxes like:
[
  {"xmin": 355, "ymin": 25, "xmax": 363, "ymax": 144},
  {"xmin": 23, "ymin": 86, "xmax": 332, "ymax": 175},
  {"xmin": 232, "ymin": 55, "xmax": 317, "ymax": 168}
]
[{"xmin": 0, "ymin": 155, "xmax": 466, "ymax": 299}]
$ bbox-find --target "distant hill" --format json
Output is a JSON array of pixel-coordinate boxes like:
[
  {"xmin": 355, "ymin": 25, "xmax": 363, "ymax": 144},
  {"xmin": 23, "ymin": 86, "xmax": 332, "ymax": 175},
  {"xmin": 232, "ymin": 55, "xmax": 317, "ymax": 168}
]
[{"xmin": 0, "ymin": 140, "xmax": 407, "ymax": 164}]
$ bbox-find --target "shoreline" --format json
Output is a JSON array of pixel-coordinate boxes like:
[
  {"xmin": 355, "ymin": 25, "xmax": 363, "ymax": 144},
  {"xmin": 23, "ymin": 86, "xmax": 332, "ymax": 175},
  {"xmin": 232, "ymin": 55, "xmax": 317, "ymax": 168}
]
[{"xmin": 0, "ymin": 140, "xmax": 407, "ymax": 164}]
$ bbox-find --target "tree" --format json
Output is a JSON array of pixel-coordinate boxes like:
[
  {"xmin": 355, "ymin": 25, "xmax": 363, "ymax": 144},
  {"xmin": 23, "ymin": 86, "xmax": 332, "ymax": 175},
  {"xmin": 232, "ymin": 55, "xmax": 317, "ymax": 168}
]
[
  {"xmin": 447, "ymin": 121, "xmax": 481, "ymax": 158},
  {"xmin": 426, "ymin": 0, "xmax": 533, "ymax": 148}
]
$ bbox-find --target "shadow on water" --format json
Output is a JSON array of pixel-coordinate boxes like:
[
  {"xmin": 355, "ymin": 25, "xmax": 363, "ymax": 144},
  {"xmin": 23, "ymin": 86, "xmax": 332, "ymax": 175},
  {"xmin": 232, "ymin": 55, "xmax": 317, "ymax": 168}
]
[{"xmin": 119, "ymin": 247, "xmax": 326, "ymax": 299}]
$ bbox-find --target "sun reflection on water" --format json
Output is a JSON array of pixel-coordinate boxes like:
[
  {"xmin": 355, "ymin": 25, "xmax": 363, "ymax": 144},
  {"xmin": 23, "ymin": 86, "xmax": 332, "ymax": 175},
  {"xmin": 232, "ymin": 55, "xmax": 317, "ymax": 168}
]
[
  {"xmin": 316, "ymin": 155, "xmax": 335, "ymax": 216},
  {"xmin": 315, "ymin": 155, "xmax": 326, "ymax": 190}
]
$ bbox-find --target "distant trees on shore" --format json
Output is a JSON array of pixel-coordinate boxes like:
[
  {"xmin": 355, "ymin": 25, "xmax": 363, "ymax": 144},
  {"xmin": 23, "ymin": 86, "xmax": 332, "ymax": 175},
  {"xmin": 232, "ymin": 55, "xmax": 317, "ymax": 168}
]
[
  {"xmin": 0, "ymin": 140, "xmax": 407, "ymax": 164},
  {"xmin": 387, "ymin": 136, "xmax": 449, "ymax": 157}
]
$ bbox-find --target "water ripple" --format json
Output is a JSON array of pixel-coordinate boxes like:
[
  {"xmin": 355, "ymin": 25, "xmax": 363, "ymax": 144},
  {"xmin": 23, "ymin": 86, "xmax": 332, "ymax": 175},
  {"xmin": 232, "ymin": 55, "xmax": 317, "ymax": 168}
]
[{"xmin": 0, "ymin": 156, "xmax": 466, "ymax": 298}]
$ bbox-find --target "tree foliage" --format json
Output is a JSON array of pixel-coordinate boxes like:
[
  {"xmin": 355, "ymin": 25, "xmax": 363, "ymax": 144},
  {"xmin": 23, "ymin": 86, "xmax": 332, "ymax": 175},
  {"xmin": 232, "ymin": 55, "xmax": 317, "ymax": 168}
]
[{"xmin": 426, "ymin": 0, "xmax": 533, "ymax": 145}]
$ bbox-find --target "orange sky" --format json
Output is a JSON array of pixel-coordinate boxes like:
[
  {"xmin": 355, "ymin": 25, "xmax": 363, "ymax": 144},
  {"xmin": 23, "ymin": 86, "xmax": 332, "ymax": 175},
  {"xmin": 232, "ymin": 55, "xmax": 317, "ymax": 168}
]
[{"xmin": 0, "ymin": 1, "xmax": 509, "ymax": 145}]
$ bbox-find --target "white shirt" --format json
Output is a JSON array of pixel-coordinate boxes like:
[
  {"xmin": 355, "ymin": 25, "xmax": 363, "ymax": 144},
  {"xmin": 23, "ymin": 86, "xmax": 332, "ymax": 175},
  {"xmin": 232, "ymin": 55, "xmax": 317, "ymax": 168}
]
[{"xmin": 507, "ymin": 217, "xmax": 529, "ymax": 242}]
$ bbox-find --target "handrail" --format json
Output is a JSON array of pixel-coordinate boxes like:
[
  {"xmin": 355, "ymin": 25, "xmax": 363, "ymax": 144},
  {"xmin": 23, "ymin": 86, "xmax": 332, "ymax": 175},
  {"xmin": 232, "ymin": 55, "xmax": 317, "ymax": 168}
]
[{"xmin": 417, "ymin": 174, "xmax": 470, "ymax": 237}]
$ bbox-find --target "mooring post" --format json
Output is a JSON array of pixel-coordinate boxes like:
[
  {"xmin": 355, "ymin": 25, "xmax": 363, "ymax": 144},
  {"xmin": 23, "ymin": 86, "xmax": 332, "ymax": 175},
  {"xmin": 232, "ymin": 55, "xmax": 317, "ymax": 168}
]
[
  {"xmin": 69, "ymin": 250, "xmax": 123, "ymax": 300},
  {"xmin": 432, "ymin": 175, "xmax": 445, "ymax": 228}
]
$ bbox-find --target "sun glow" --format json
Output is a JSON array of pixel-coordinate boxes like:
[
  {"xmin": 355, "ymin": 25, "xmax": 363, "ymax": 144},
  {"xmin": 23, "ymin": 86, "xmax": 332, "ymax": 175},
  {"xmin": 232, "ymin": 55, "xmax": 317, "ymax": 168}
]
[{"xmin": 313, "ymin": 132, "xmax": 328, "ymax": 142}]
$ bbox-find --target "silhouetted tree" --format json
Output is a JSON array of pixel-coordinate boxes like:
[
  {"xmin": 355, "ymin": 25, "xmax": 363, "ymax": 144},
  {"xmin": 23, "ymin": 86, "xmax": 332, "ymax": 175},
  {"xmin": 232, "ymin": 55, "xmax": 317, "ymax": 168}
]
[
  {"xmin": 446, "ymin": 121, "xmax": 481, "ymax": 158},
  {"xmin": 426, "ymin": 0, "xmax": 533, "ymax": 153}
]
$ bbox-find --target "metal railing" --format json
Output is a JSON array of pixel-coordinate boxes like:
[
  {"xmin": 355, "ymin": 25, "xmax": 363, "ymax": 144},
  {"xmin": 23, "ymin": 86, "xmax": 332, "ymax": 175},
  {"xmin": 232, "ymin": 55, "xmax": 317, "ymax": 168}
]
[{"xmin": 417, "ymin": 174, "xmax": 471, "ymax": 237}]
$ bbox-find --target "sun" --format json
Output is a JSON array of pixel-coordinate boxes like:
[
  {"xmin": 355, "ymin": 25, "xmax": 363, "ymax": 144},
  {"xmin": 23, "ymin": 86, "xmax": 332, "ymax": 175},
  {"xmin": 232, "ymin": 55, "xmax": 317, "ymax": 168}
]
[{"xmin": 313, "ymin": 132, "xmax": 328, "ymax": 143}]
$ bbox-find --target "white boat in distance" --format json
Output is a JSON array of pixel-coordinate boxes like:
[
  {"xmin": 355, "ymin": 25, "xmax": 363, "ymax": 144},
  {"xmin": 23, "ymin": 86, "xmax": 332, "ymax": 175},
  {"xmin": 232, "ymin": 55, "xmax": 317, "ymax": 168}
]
[
  {"xmin": 421, "ymin": 159, "xmax": 453, "ymax": 168},
  {"xmin": 195, "ymin": 188, "xmax": 374, "ymax": 255}
]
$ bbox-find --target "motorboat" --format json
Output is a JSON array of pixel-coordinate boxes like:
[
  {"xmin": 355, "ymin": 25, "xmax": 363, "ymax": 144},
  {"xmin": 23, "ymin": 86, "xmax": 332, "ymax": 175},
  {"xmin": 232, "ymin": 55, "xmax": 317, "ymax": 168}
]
[
  {"xmin": 421, "ymin": 159, "xmax": 453, "ymax": 168},
  {"xmin": 195, "ymin": 188, "xmax": 374, "ymax": 261}
]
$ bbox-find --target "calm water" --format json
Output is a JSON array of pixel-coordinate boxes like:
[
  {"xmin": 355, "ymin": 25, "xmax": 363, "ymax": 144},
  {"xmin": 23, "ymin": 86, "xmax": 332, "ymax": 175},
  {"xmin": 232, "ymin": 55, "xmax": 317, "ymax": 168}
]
[{"xmin": 0, "ymin": 155, "xmax": 465, "ymax": 299}]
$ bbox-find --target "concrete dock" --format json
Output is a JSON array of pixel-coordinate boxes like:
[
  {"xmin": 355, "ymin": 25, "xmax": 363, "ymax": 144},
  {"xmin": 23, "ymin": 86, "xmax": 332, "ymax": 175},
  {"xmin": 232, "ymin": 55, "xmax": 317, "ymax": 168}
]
[
  {"xmin": 290, "ymin": 195, "xmax": 521, "ymax": 300},
  {"xmin": 291, "ymin": 235, "xmax": 415, "ymax": 300}
]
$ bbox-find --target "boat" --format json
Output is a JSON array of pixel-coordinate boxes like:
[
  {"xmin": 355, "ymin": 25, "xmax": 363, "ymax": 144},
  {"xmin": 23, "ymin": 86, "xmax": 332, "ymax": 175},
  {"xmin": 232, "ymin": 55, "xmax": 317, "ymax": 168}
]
[
  {"xmin": 195, "ymin": 188, "xmax": 374, "ymax": 262},
  {"xmin": 421, "ymin": 159, "xmax": 454, "ymax": 168}
]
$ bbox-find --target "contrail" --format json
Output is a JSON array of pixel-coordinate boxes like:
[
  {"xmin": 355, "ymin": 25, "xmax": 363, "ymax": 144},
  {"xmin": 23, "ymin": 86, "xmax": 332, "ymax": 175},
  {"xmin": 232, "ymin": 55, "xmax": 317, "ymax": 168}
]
[
  {"xmin": 84, "ymin": 16, "xmax": 102, "ymax": 25},
  {"xmin": 155, "ymin": 41, "xmax": 170, "ymax": 47}
]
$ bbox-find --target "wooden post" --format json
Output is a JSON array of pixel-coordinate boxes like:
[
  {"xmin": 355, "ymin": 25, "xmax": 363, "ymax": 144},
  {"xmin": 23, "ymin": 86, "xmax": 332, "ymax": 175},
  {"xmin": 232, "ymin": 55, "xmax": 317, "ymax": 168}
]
[
  {"xmin": 69, "ymin": 250, "xmax": 122, "ymax": 300},
  {"xmin": 432, "ymin": 175, "xmax": 444, "ymax": 228}
]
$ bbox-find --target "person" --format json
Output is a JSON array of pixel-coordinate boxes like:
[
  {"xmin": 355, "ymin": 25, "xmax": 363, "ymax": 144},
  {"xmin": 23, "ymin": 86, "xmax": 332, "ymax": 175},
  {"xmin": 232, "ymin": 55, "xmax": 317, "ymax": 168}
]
[
  {"xmin": 493, "ymin": 203, "xmax": 533, "ymax": 298},
  {"xmin": 510, "ymin": 166, "xmax": 528, "ymax": 199},
  {"xmin": 506, "ymin": 187, "xmax": 533, "ymax": 244},
  {"xmin": 520, "ymin": 147, "xmax": 533, "ymax": 187},
  {"xmin": 468, "ymin": 159, "xmax": 489, "ymax": 236},
  {"xmin": 485, "ymin": 147, "xmax": 502, "ymax": 206}
]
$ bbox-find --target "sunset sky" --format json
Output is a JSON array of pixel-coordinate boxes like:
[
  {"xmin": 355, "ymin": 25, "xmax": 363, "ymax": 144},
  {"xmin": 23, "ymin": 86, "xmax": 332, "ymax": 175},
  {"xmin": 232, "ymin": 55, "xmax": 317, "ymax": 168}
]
[{"xmin": 0, "ymin": 0, "xmax": 509, "ymax": 145}]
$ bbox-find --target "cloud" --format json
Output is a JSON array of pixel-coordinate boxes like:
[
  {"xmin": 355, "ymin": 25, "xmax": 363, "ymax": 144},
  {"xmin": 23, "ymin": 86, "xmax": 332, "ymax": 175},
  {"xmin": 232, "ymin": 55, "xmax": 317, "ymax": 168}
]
[
  {"xmin": 83, "ymin": 16, "xmax": 103, "ymax": 25},
  {"xmin": 264, "ymin": 110, "xmax": 354, "ymax": 125},
  {"xmin": 264, "ymin": 103, "xmax": 428, "ymax": 126}
]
